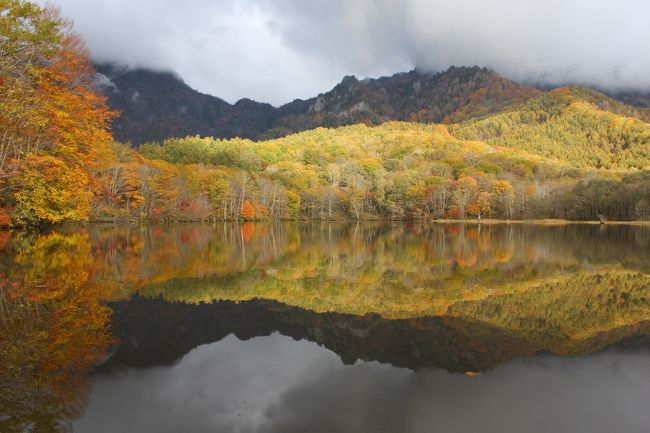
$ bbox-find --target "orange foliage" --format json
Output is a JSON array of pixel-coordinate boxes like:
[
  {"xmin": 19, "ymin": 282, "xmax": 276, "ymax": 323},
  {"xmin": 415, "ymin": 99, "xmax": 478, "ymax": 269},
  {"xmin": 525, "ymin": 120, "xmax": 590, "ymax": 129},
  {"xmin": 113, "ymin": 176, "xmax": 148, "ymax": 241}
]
[
  {"xmin": 467, "ymin": 202, "xmax": 479, "ymax": 216},
  {"xmin": 446, "ymin": 207, "xmax": 461, "ymax": 219},
  {"xmin": 1, "ymin": 6, "xmax": 116, "ymax": 225},
  {"xmin": 39, "ymin": 34, "xmax": 115, "ymax": 168},
  {"xmin": 0, "ymin": 231, "xmax": 114, "ymax": 431},
  {"xmin": 0, "ymin": 208, "xmax": 10, "ymax": 227},
  {"xmin": 239, "ymin": 200, "xmax": 256, "ymax": 220}
]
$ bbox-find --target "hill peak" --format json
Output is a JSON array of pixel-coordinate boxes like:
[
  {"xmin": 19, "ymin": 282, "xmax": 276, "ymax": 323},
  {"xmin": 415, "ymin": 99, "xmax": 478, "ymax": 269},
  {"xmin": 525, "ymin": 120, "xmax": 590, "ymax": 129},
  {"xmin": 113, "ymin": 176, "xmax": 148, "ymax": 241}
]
[{"xmin": 451, "ymin": 85, "xmax": 650, "ymax": 169}]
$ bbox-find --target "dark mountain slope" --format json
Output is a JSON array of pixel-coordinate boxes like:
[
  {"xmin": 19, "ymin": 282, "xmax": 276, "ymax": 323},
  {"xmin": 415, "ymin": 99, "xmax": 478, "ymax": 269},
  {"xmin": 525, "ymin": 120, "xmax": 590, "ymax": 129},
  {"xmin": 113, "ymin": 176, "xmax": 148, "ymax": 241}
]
[
  {"xmin": 266, "ymin": 66, "xmax": 542, "ymax": 137},
  {"xmin": 94, "ymin": 64, "xmax": 276, "ymax": 144},
  {"xmin": 96, "ymin": 64, "xmax": 542, "ymax": 145},
  {"xmin": 609, "ymin": 90, "xmax": 650, "ymax": 109}
]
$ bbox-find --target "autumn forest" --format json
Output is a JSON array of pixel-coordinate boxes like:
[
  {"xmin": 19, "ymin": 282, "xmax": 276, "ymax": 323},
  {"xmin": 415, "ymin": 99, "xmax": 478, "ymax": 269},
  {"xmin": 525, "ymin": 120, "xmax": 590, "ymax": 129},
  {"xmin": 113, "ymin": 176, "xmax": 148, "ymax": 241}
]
[
  {"xmin": 2, "ymin": 1, "xmax": 650, "ymax": 227},
  {"xmin": 3, "ymin": 1, "xmax": 650, "ymax": 431}
]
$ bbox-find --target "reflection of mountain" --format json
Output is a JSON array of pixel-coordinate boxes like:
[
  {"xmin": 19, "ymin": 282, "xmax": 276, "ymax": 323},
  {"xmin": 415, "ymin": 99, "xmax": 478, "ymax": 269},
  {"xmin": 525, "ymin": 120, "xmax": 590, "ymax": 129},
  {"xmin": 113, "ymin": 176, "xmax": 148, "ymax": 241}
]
[
  {"xmin": 105, "ymin": 296, "xmax": 538, "ymax": 373},
  {"xmin": 1, "ymin": 223, "xmax": 650, "ymax": 431},
  {"xmin": 89, "ymin": 222, "xmax": 650, "ymax": 371},
  {"xmin": 105, "ymin": 294, "xmax": 650, "ymax": 374}
]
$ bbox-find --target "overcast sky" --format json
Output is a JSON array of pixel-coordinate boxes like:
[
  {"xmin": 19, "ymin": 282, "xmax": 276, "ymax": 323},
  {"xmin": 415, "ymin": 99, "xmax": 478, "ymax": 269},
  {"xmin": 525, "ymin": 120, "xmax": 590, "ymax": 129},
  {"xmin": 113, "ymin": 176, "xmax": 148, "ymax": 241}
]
[{"xmin": 49, "ymin": 0, "xmax": 650, "ymax": 106}]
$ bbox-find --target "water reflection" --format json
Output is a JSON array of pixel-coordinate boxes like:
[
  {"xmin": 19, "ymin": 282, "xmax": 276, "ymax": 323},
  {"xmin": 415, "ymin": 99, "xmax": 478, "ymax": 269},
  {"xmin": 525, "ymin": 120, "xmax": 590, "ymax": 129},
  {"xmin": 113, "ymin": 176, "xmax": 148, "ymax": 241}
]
[
  {"xmin": 0, "ymin": 222, "xmax": 649, "ymax": 432},
  {"xmin": 76, "ymin": 333, "xmax": 650, "ymax": 433},
  {"xmin": 104, "ymin": 297, "xmax": 538, "ymax": 373},
  {"xmin": 0, "ymin": 232, "xmax": 113, "ymax": 433},
  {"xmin": 85, "ymin": 222, "xmax": 650, "ymax": 317}
]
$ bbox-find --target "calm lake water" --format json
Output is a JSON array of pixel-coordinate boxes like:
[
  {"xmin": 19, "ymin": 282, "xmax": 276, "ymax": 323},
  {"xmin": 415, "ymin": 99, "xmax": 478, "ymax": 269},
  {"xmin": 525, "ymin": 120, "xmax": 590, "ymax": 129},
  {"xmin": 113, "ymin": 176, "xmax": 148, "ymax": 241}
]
[{"xmin": 1, "ymin": 223, "xmax": 649, "ymax": 432}]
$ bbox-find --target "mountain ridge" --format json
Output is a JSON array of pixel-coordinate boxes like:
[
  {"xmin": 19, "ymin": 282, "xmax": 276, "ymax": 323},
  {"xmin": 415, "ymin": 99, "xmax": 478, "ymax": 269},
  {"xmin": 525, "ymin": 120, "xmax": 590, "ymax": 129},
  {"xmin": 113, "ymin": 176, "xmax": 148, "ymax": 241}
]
[
  {"xmin": 96, "ymin": 63, "xmax": 650, "ymax": 159},
  {"xmin": 96, "ymin": 64, "xmax": 542, "ymax": 145},
  {"xmin": 94, "ymin": 64, "xmax": 277, "ymax": 145}
]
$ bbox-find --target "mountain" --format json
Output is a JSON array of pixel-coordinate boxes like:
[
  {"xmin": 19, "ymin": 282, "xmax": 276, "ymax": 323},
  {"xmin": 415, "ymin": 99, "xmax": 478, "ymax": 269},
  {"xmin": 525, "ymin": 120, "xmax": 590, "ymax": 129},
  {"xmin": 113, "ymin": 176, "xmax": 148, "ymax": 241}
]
[
  {"xmin": 266, "ymin": 66, "xmax": 542, "ymax": 137},
  {"xmin": 94, "ymin": 64, "xmax": 277, "ymax": 145},
  {"xmin": 95, "ymin": 64, "xmax": 542, "ymax": 145},
  {"xmin": 609, "ymin": 90, "xmax": 650, "ymax": 109},
  {"xmin": 451, "ymin": 86, "xmax": 650, "ymax": 169},
  {"xmin": 96, "ymin": 64, "xmax": 650, "ymax": 169}
]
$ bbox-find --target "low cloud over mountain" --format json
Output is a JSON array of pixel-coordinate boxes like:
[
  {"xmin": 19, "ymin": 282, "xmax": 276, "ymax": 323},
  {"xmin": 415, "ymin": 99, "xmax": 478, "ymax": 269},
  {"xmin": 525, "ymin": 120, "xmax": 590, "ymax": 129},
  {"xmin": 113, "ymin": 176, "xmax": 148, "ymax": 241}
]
[{"xmin": 53, "ymin": 0, "xmax": 650, "ymax": 105}]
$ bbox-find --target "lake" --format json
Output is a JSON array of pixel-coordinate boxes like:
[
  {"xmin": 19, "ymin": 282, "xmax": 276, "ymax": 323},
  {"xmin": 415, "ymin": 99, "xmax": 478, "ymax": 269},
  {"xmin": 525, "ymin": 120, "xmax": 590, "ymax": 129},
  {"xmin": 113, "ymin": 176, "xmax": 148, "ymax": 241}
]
[{"xmin": 1, "ymin": 222, "xmax": 649, "ymax": 432}]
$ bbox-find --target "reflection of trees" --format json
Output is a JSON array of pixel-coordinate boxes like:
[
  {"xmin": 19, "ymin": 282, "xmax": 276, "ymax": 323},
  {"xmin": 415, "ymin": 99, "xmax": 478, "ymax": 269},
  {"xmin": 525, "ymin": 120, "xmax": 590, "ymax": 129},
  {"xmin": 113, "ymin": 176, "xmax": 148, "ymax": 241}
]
[
  {"xmin": 87, "ymin": 223, "xmax": 650, "ymax": 296},
  {"xmin": 100, "ymin": 223, "xmax": 650, "ymax": 359},
  {"xmin": 565, "ymin": 225, "xmax": 650, "ymax": 273},
  {"xmin": 447, "ymin": 272, "xmax": 650, "ymax": 354},
  {"xmin": 0, "ymin": 232, "xmax": 113, "ymax": 433},
  {"xmin": 1, "ymin": 222, "xmax": 649, "ymax": 430},
  {"xmin": 135, "ymin": 270, "xmax": 650, "ymax": 357},
  {"xmin": 125, "ymin": 223, "xmax": 639, "ymax": 316}
]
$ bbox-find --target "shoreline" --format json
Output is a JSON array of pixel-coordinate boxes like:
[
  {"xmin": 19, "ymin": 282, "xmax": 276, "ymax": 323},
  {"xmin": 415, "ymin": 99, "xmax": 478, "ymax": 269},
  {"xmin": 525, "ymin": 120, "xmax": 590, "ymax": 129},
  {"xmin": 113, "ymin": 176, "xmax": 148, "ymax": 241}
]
[
  {"xmin": 82, "ymin": 218, "xmax": 650, "ymax": 226},
  {"xmin": 428, "ymin": 219, "xmax": 650, "ymax": 226}
]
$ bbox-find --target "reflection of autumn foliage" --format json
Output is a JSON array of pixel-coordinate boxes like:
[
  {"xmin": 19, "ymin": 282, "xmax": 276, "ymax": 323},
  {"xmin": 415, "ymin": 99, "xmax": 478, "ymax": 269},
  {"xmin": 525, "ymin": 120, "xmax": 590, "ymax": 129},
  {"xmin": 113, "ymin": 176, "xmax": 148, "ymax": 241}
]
[
  {"xmin": 494, "ymin": 248, "xmax": 514, "ymax": 263},
  {"xmin": 0, "ymin": 232, "xmax": 113, "ymax": 432},
  {"xmin": 111, "ymin": 223, "xmax": 650, "ymax": 358},
  {"xmin": 0, "ymin": 231, "xmax": 11, "ymax": 250},
  {"xmin": 447, "ymin": 272, "xmax": 650, "ymax": 354},
  {"xmin": 120, "ymin": 223, "xmax": 644, "ymax": 320},
  {"xmin": 241, "ymin": 222, "xmax": 255, "ymax": 242},
  {"xmin": 454, "ymin": 251, "xmax": 478, "ymax": 268},
  {"xmin": 0, "ymin": 222, "xmax": 647, "ymax": 431},
  {"xmin": 112, "ymin": 223, "xmax": 650, "ymax": 357}
]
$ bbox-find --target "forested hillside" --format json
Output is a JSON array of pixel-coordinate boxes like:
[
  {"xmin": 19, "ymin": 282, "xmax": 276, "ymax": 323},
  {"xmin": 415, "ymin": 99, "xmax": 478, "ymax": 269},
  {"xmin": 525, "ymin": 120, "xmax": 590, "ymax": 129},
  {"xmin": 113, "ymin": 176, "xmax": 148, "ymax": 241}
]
[
  {"xmin": 451, "ymin": 87, "xmax": 650, "ymax": 169},
  {"xmin": 98, "ymin": 63, "xmax": 650, "ymax": 149},
  {"xmin": 265, "ymin": 67, "xmax": 542, "ymax": 139},
  {"xmin": 1, "ymin": 1, "xmax": 650, "ymax": 226},
  {"xmin": 129, "ymin": 123, "xmax": 650, "ymax": 222}
]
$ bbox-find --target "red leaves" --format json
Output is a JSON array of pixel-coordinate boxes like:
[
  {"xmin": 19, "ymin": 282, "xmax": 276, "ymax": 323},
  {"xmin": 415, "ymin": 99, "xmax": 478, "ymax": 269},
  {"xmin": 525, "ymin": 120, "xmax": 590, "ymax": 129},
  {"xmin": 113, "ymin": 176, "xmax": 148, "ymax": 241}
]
[
  {"xmin": 239, "ymin": 200, "xmax": 256, "ymax": 220},
  {"xmin": 0, "ymin": 208, "xmax": 10, "ymax": 227}
]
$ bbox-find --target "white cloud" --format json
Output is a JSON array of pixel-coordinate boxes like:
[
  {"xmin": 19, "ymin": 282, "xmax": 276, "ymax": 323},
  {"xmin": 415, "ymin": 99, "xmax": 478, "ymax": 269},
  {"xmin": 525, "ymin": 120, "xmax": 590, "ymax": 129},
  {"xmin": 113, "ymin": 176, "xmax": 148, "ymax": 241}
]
[{"xmin": 50, "ymin": 0, "xmax": 650, "ymax": 105}]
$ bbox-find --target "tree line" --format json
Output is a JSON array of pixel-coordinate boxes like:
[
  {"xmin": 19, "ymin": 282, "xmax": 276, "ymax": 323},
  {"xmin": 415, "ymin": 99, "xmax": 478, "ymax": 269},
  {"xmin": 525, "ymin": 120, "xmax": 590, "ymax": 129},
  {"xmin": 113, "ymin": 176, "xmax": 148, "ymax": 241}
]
[
  {"xmin": 129, "ymin": 126, "xmax": 650, "ymax": 222},
  {"xmin": 1, "ymin": 1, "xmax": 649, "ymax": 226}
]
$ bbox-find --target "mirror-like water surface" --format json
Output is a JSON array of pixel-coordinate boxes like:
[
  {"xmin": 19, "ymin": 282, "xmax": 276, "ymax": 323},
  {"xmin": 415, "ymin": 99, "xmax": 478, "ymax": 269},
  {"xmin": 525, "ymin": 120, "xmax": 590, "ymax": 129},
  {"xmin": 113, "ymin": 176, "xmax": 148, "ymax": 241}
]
[{"xmin": 1, "ymin": 223, "xmax": 649, "ymax": 432}]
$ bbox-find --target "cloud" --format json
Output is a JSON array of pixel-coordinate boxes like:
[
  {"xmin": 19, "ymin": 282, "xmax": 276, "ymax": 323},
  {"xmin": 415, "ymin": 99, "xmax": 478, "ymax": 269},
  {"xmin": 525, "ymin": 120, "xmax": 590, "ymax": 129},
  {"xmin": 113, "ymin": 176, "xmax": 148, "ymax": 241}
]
[
  {"xmin": 49, "ymin": 0, "xmax": 650, "ymax": 105},
  {"xmin": 74, "ymin": 333, "xmax": 650, "ymax": 433}
]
